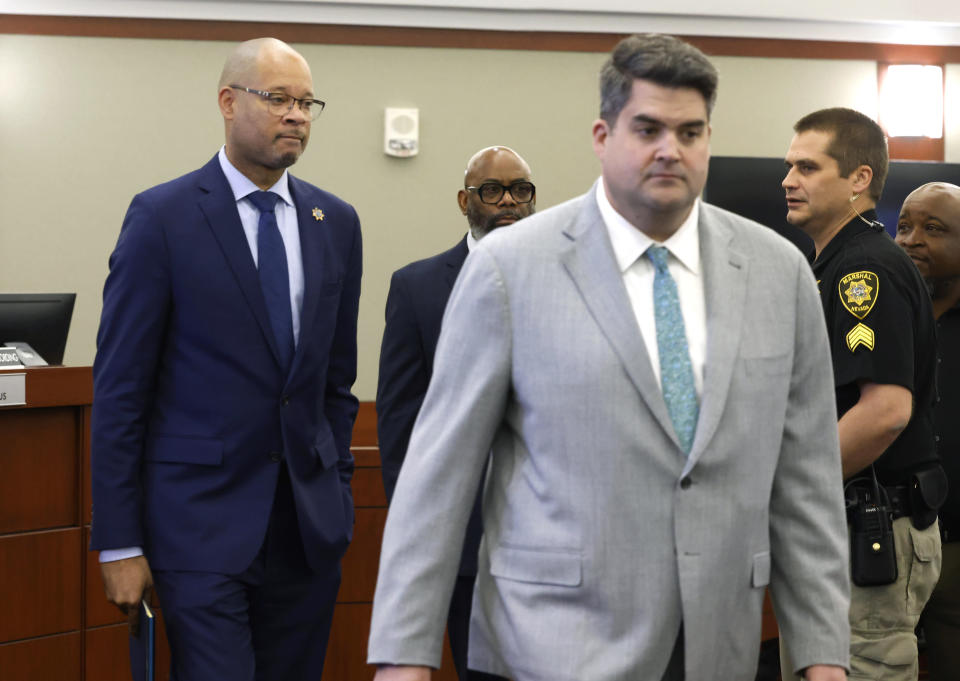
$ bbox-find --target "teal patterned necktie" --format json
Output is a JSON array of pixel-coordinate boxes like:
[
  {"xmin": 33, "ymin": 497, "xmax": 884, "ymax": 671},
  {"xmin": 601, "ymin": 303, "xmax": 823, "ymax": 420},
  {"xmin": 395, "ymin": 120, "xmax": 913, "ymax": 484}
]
[{"xmin": 646, "ymin": 246, "xmax": 699, "ymax": 454}]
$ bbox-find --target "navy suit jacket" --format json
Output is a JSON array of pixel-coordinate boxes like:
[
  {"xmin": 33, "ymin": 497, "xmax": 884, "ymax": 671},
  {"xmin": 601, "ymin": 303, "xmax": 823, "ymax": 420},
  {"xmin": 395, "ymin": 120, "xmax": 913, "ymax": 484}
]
[
  {"xmin": 90, "ymin": 154, "xmax": 362, "ymax": 575},
  {"xmin": 376, "ymin": 236, "xmax": 483, "ymax": 575}
]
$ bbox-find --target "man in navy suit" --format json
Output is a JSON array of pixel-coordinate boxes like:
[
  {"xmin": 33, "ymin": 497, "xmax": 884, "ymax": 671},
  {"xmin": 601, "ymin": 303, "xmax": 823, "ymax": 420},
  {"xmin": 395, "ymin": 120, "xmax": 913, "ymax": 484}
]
[
  {"xmin": 90, "ymin": 37, "xmax": 362, "ymax": 681},
  {"xmin": 376, "ymin": 146, "xmax": 534, "ymax": 680}
]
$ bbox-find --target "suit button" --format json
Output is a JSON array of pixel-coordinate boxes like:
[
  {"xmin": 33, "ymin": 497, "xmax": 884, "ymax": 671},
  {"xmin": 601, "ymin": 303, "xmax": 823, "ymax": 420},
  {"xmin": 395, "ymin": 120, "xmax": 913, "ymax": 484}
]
[
  {"xmin": 269, "ymin": 451, "xmax": 282, "ymax": 462},
  {"xmin": 680, "ymin": 477, "xmax": 692, "ymax": 490},
  {"xmin": 281, "ymin": 395, "xmax": 290, "ymax": 406}
]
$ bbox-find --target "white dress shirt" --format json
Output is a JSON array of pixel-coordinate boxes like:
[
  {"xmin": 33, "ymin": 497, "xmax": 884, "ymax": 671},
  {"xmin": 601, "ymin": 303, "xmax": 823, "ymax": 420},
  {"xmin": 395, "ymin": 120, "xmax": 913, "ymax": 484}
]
[{"xmin": 595, "ymin": 178, "xmax": 707, "ymax": 397}]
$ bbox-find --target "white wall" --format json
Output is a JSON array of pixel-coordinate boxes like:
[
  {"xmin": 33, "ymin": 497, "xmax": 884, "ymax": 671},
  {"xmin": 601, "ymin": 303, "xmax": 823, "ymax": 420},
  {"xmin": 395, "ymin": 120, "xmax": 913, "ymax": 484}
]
[
  {"xmin": 1, "ymin": 33, "xmax": 957, "ymax": 397},
  {"xmin": 710, "ymin": 56, "xmax": 879, "ymax": 156},
  {"xmin": 8, "ymin": 0, "xmax": 960, "ymax": 44}
]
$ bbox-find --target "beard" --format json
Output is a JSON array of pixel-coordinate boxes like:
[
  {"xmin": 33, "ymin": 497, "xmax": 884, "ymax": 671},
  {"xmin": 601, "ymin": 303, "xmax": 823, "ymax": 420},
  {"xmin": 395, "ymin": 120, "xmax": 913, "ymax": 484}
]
[
  {"xmin": 267, "ymin": 133, "xmax": 307, "ymax": 169},
  {"xmin": 466, "ymin": 203, "xmax": 535, "ymax": 240},
  {"xmin": 274, "ymin": 150, "xmax": 301, "ymax": 168},
  {"xmin": 270, "ymin": 145, "xmax": 305, "ymax": 170},
  {"xmin": 927, "ymin": 275, "xmax": 960, "ymax": 302}
]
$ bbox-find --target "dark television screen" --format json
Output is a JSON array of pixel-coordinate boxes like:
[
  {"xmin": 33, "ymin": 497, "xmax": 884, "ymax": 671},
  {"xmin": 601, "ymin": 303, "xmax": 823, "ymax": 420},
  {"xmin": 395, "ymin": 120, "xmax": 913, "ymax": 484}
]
[
  {"xmin": 876, "ymin": 161, "xmax": 960, "ymax": 234},
  {"xmin": 705, "ymin": 156, "xmax": 960, "ymax": 243},
  {"xmin": 0, "ymin": 293, "xmax": 76, "ymax": 365},
  {"xmin": 704, "ymin": 156, "xmax": 812, "ymax": 255}
]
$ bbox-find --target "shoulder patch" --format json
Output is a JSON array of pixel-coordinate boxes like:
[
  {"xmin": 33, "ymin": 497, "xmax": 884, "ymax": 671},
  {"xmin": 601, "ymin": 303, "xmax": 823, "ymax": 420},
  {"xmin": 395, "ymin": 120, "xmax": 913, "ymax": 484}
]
[{"xmin": 839, "ymin": 271, "xmax": 878, "ymax": 319}]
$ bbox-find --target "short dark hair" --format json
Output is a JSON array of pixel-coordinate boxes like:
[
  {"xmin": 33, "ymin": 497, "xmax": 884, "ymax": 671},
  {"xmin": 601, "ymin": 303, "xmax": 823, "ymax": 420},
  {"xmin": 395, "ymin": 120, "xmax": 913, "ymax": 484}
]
[
  {"xmin": 793, "ymin": 107, "xmax": 889, "ymax": 201},
  {"xmin": 599, "ymin": 33, "xmax": 719, "ymax": 126}
]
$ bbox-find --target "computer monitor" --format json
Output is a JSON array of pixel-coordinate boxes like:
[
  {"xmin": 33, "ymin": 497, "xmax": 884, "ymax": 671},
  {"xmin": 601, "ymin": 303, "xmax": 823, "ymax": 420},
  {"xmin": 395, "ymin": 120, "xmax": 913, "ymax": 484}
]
[{"xmin": 0, "ymin": 293, "xmax": 76, "ymax": 365}]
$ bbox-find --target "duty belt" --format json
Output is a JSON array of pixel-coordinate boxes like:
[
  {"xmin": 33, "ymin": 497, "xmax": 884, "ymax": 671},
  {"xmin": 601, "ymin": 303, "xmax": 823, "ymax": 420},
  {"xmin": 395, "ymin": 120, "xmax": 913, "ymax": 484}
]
[{"xmin": 883, "ymin": 484, "xmax": 913, "ymax": 521}]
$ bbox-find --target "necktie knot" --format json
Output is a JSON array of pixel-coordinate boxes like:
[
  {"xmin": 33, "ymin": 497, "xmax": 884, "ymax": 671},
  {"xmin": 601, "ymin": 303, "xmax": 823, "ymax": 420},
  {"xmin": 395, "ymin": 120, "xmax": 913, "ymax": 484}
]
[
  {"xmin": 248, "ymin": 191, "xmax": 280, "ymax": 214},
  {"xmin": 646, "ymin": 245, "xmax": 670, "ymax": 272}
]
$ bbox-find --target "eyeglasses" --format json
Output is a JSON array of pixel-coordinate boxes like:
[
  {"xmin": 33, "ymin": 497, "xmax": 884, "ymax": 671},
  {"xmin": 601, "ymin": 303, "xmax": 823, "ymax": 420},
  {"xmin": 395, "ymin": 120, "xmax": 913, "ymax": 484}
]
[
  {"xmin": 230, "ymin": 85, "xmax": 325, "ymax": 121},
  {"xmin": 465, "ymin": 182, "xmax": 536, "ymax": 205}
]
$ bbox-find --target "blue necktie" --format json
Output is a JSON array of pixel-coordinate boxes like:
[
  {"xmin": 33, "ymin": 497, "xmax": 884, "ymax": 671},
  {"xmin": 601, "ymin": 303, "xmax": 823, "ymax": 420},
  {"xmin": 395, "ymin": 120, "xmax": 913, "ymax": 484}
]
[
  {"xmin": 646, "ymin": 246, "xmax": 699, "ymax": 454},
  {"xmin": 248, "ymin": 191, "xmax": 294, "ymax": 372}
]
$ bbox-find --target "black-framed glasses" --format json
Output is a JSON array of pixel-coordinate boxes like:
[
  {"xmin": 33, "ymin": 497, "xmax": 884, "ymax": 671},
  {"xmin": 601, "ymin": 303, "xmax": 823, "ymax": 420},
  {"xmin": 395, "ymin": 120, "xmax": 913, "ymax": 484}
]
[
  {"xmin": 466, "ymin": 182, "xmax": 536, "ymax": 205},
  {"xmin": 230, "ymin": 85, "xmax": 325, "ymax": 120}
]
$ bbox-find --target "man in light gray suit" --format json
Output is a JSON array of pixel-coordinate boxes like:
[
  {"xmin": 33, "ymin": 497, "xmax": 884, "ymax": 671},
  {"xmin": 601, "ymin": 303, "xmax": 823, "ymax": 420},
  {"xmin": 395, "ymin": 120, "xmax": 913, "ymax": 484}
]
[{"xmin": 368, "ymin": 34, "xmax": 851, "ymax": 681}]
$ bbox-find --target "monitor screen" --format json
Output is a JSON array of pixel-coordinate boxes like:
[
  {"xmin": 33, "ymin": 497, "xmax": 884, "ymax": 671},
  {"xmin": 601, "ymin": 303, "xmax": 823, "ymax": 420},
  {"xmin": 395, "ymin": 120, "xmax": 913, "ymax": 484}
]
[
  {"xmin": 705, "ymin": 156, "xmax": 960, "ymax": 242},
  {"xmin": 704, "ymin": 156, "xmax": 813, "ymax": 255},
  {"xmin": 0, "ymin": 293, "xmax": 76, "ymax": 365}
]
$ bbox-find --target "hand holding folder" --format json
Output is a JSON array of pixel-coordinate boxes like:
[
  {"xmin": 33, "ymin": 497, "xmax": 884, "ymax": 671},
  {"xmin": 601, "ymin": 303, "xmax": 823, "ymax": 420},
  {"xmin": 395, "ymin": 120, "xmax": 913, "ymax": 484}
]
[{"xmin": 129, "ymin": 600, "xmax": 155, "ymax": 681}]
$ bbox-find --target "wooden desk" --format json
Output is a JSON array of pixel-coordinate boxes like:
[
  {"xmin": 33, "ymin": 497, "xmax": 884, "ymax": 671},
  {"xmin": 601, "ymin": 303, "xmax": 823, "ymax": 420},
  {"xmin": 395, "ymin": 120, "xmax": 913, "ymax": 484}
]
[
  {"xmin": 0, "ymin": 375, "xmax": 455, "ymax": 681},
  {"xmin": 0, "ymin": 367, "xmax": 92, "ymax": 681}
]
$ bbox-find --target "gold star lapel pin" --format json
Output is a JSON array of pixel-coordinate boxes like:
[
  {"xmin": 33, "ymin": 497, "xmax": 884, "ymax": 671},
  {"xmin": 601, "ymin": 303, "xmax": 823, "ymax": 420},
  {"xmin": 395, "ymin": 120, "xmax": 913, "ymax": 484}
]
[{"xmin": 312, "ymin": 207, "xmax": 325, "ymax": 221}]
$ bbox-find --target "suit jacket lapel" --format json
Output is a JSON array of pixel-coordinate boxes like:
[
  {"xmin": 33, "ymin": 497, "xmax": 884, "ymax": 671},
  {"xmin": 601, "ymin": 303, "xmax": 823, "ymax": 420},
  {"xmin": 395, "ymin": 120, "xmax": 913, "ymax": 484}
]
[
  {"xmin": 288, "ymin": 177, "xmax": 324, "ymax": 381},
  {"xmin": 444, "ymin": 236, "xmax": 469, "ymax": 291},
  {"xmin": 560, "ymin": 189, "xmax": 679, "ymax": 446},
  {"xmin": 685, "ymin": 207, "xmax": 747, "ymax": 470},
  {"xmin": 197, "ymin": 157, "xmax": 285, "ymax": 368}
]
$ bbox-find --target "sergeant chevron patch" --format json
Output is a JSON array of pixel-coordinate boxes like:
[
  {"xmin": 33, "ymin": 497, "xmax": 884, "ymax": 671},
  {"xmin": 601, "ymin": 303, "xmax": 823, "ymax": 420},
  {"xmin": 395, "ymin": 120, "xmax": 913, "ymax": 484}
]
[{"xmin": 846, "ymin": 322, "xmax": 875, "ymax": 351}]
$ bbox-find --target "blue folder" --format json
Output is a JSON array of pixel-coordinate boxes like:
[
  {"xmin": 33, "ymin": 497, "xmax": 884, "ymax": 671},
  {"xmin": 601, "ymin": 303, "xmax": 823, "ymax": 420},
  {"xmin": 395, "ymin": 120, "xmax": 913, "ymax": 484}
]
[{"xmin": 129, "ymin": 600, "xmax": 155, "ymax": 681}]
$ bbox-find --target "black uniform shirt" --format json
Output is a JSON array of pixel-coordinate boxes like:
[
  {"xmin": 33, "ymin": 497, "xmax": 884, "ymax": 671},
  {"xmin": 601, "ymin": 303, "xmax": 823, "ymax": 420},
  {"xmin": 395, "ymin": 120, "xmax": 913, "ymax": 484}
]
[
  {"xmin": 934, "ymin": 303, "xmax": 960, "ymax": 537},
  {"xmin": 812, "ymin": 210, "xmax": 937, "ymax": 484}
]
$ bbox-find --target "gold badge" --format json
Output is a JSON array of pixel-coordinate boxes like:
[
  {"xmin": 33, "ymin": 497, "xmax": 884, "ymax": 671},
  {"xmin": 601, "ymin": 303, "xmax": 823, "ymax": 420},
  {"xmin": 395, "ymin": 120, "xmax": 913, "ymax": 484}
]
[
  {"xmin": 312, "ymin": 207, "xmax": 325, "ymax": 221},
  {"xmin": 839, "ymin": 271, "xmax": 878, "ymax": 319},
  {"xmin": 846, "ymin": 322, "xmax": 875, "ymax": 352}
]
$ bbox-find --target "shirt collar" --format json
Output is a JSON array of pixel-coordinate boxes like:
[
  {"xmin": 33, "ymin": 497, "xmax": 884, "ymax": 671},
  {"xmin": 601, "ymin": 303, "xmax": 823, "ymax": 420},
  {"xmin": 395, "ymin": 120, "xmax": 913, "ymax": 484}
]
[
  {"xmin": 812, "ymin": 209, "xmax": 881, "ymax": 271},
  {"xmin": 595, "ymin": 177, "xmax": 701, "ymax": 275},
  {"xmin": 218, "ymin": 146, "xmax": 293, "ymax": 207},
  {"xmin": 466, "ymin": 230, "xmax": 478, "ymax": 252}
]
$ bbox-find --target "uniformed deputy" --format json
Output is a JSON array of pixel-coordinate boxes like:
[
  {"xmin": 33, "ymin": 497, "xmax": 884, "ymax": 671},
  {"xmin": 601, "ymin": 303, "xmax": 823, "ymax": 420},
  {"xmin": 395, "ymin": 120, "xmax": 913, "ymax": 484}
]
[
  {"xmin": 779, "ymin": 108, "xmax": 946, "ymax": 681},
  {"xmin": 896, "ymin": 182, "xmax": 960, "ymax": 681}
]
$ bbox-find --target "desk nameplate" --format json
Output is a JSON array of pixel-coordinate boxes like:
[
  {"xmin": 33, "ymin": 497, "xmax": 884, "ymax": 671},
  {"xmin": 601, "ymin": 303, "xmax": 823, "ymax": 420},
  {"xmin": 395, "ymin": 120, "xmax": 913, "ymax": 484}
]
[{"xmin": 0, "ymin": 372, "xmax": 27, "ymax": 406}]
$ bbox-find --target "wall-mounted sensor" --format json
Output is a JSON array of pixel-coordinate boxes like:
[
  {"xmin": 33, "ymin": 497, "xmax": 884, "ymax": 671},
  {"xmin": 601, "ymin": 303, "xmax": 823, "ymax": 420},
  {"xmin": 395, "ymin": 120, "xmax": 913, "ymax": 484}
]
[{"xmin": 385, "ymin": 107, "xmax": 419, "ymax": 158}]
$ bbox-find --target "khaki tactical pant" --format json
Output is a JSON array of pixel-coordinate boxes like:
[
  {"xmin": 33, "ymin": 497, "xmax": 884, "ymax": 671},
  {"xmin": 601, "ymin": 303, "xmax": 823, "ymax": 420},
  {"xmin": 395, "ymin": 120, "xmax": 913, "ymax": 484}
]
[
  {"xmin": 781, "ymin": 517, "xmax": 941, "ymax": 681},
  {"xmin": 922, "ymin": 541, "xmax": 960, "ymax": 681}
]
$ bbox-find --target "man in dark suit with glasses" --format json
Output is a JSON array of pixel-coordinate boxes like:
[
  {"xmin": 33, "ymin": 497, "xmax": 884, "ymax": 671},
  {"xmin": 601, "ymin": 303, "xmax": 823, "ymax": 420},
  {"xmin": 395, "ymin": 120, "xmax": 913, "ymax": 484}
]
[{"xmin": 92, "ymin": 37, "xmax": 361, "ymax": 681}]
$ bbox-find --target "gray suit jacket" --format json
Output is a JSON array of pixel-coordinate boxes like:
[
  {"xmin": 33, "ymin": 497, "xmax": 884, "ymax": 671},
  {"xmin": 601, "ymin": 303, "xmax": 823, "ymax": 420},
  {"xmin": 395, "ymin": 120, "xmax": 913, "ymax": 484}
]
[{"xmin": 368, "ymin": 187, "xmax": 850, "ymax": 681}]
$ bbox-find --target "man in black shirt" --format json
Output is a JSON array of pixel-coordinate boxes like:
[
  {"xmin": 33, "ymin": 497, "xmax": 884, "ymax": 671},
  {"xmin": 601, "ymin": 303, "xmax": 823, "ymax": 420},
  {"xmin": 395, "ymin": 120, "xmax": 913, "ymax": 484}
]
[
  {"xmin": 779, "ymin": 108, "xmax": 944, "ymax": 681},
  {"xmin": 896, "ymin": 182, "xmax": 960, "ymax": 681}
]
